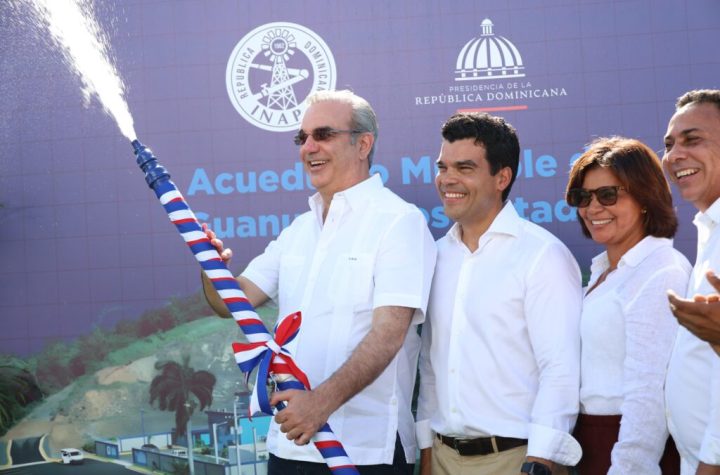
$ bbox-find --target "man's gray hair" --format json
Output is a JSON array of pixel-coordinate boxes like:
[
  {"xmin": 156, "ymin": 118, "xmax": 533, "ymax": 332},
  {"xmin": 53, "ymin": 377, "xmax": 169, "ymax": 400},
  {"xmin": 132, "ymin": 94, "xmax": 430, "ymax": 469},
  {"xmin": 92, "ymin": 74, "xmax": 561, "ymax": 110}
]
[{"xmin": 306, "ymin": 89, "xmax": 378, "ymax": 166}]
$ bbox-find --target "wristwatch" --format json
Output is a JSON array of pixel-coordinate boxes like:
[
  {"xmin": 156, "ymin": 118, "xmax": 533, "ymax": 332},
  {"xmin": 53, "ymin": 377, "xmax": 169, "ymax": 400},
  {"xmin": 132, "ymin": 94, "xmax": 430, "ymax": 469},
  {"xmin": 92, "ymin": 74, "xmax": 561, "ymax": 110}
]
[{"xmin": 521, "ymin": 461, "xmax": 552, "ymax": 475}]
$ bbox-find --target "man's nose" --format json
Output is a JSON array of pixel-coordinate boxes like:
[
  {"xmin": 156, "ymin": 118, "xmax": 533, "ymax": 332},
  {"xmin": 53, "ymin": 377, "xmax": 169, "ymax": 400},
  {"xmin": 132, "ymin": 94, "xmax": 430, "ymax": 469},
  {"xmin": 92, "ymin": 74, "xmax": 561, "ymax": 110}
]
[
  {"xmin": 663, "ymin": 143, "xmax": 685, "ymax": 165},
  {"xmin": 301, "ymin": 137, "xmax": 320, "ymax": 154},
  {"xmin": 437, "ymin": 171, "xmax": 458, "ymax": 185}
]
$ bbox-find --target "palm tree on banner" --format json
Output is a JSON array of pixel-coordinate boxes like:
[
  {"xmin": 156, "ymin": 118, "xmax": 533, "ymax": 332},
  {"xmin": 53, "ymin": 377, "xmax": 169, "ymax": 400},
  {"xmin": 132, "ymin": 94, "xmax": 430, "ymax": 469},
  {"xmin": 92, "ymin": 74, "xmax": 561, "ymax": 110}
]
[
  {"xmin": 0, "ymin": 365, "xmax": 43, "ymax": 434},
  {"xmin": 149, "ymin": 355, "xmax": 216, "ymax": 437}
]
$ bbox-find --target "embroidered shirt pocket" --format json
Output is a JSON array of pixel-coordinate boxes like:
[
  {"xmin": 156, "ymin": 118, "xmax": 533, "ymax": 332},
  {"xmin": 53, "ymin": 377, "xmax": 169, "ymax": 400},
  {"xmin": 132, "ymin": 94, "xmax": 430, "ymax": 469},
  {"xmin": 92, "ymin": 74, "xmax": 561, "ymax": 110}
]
[{"xmin": 329, "ymin": 253, "xmax": 375, "ymax": 308}]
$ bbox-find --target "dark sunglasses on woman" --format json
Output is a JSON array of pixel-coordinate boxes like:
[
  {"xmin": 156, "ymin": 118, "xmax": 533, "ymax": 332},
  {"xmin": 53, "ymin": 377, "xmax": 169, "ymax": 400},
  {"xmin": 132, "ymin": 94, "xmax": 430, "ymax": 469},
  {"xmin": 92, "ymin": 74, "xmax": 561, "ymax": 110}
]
[{"xmin": 566, "ymin": 185, "xmax": 626, "ymax": 208}]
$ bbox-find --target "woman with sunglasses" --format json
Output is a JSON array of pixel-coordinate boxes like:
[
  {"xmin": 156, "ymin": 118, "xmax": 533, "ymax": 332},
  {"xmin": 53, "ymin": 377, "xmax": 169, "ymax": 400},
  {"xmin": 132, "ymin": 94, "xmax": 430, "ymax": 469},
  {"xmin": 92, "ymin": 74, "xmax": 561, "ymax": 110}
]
[{"xmin": 565, "ymin": 137, "xmax": 691, "ymax": 475}]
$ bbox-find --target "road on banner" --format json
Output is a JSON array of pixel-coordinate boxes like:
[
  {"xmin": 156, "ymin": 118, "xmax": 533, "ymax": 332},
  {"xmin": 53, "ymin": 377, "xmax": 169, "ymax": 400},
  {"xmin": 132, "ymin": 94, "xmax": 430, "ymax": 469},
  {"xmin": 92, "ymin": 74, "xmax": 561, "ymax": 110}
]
[{"xmin": 2, "ymin": 458, "xmax": 138, "ymax": 474}]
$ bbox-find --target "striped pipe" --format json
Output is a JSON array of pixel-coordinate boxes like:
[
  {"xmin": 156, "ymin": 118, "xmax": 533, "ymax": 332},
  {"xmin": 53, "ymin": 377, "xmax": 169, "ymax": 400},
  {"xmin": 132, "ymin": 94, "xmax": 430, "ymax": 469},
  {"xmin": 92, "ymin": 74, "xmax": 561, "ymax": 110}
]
[{"xmin": 132, "ymin": 139, "xmax": 358, "ymax": 474}]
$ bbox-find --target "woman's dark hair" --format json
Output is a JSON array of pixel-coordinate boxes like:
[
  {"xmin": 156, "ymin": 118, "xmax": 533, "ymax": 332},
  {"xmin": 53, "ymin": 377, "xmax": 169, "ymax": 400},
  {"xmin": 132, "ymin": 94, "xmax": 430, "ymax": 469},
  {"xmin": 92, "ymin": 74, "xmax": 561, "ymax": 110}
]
[{"xmin": 566, "ymin": 136, "xmax": 678, "ymax": 239}]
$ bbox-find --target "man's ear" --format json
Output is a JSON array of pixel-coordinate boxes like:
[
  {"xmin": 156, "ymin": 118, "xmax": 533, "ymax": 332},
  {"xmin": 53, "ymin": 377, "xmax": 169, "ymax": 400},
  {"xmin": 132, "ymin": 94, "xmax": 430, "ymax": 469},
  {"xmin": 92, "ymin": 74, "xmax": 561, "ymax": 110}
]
[
  {"xmin": 496, "ymin": 166, "xmax": 512, "ymax": 193},
  {"xmin": 357, "ymin": 132, "xmax": 374, "ymax": 161}
]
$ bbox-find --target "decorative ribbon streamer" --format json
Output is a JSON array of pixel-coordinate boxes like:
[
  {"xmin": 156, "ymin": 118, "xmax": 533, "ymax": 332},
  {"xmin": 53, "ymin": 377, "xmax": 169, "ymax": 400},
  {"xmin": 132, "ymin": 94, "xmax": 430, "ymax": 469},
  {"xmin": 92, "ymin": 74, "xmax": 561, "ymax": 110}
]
[
  {"xmin": 132, "ymin": 139, "xmax": 358, "ymax": 474},
  {"xmin": 232, "ymin": 311, "xmax": 310, "ymax": 416}
]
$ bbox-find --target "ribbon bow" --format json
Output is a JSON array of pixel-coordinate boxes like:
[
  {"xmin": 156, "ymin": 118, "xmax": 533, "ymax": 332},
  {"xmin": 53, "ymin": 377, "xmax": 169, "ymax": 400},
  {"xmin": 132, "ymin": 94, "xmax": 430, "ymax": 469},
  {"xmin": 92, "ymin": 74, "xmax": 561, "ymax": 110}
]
[{"xmin": 232, "ymin": 311, "xmax": 311, "ymax": 416}]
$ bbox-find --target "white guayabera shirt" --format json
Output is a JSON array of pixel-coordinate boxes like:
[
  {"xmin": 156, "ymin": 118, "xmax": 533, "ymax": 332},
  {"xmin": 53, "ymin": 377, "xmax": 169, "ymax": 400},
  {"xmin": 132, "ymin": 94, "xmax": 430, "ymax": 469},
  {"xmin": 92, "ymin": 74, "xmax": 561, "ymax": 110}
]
[{"xmin": 243, "ymin": 174, "xmax": 437, "ymax": 466}]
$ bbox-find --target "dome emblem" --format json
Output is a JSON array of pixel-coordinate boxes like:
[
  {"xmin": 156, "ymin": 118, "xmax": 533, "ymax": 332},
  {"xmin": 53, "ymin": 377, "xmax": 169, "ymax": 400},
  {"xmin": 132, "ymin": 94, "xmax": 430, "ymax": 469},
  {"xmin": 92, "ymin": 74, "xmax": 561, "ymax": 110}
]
[{"xmin": 455, "ymin": 19, "xmax": 525, "ymax": 81}]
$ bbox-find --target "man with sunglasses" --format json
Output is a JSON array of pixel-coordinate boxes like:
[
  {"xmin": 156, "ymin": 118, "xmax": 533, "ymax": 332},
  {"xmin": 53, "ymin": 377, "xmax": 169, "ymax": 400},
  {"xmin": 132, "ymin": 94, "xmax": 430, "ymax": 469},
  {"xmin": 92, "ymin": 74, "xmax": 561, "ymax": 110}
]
[
  {"xmin": 663, "ymin": 89, "xmax": 720, "ymax": 475},
  {"xmin": 202, "ymin": 89, "xmax": 436, "ymax": 474},
  {"xmin": 416, "ymin": 112, "xmax": 582, "ymax": 475}
]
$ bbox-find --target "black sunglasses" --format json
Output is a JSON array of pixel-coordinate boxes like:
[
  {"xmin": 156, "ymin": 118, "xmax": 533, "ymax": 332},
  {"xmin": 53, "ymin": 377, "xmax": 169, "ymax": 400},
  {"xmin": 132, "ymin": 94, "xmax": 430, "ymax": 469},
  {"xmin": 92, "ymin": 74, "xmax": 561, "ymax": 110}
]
[
  {"xmin": 566, "ymin": 185, "xmax": 626, "ymax": 208},
  {"xmin": 293, "ymin": 126, "xmax": 362, "ymax": 146}
]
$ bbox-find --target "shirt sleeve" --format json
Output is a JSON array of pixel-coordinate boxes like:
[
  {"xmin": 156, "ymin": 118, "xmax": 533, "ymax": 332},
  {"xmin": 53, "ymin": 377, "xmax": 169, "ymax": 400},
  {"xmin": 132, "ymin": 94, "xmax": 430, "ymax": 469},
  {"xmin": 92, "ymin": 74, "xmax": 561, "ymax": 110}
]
[
  {"xmin": 416, "ymin": 315, "xmax": 437, "ymax": 449},
  {"xmin": 699, "ymin": 356, "xmax": 720, "ymax": 464},
  {"xmin": 373, "ymin": 209, "xmax": 437, "ymax": 322},
  {"xmin": 524, "ymin": 240, "xmax": 583, "ymax": 466},
  {"xmin": 241, "ymin": 232, "xmax": 284, "ymax": 299},
  {"xmin": 608, "ymin": 267, "xmax": 687, "ymax": 475}
]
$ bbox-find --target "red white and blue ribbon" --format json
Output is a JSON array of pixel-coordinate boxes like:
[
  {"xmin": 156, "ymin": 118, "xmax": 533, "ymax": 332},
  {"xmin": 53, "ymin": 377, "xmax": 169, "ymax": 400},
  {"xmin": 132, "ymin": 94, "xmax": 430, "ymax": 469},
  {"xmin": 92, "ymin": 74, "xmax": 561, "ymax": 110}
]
[
  {"xmin": 232, "ymin": 311, "xmax": 309, "ymax": 416},
  {"xmin": 132, "ymin": 139, "xmax": 358, "ymax": 474}
]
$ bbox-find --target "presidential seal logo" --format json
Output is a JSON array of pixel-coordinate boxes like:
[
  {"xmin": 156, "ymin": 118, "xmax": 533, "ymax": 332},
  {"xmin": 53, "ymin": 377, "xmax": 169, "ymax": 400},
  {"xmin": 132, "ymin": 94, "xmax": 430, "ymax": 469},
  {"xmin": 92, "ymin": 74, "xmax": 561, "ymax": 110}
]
[
  {"xmin": 456, "ymin": 19, "xmax": 525, "ymax": 81},
  {"xmin": 414, "ymin": 18, "xmax": 567, "ymax": 111},
  {"xmin": 226, "ymin": 22, "xmax": 337, "ymax": 132}
]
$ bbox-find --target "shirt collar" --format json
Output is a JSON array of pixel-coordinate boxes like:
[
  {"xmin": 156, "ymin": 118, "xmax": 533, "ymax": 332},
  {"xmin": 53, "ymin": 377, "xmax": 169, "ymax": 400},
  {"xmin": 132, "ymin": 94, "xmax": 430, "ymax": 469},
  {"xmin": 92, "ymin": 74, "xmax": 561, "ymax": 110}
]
[
  {"xmin": 589, "ymin": 251, "xmax": 610, "ymax": 276},
  {"xmin": 446, "ymin": 201, "xmax": 521, "ymax": 245},
  {"xmin": 618, "ymin": 235, "xmax": 671, "ymax": 267},
  {"xmin": 590, "ymin": 235, "xmax": 672, "ymax": 274},
  {"xmin": 694, "ymin": 197, "xmax": 720, "ymax": 229},
  {"xmin": 308, "ymin": 173, "xmax": 381, "ymax": 222}
]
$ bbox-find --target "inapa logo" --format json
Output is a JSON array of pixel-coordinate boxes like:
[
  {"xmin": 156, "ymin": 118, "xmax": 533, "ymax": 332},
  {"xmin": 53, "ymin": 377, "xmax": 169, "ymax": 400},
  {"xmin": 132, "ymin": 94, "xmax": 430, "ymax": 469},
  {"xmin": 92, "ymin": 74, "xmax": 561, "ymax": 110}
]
[{"xmin": 226, "ymin": 22, "xmax": 337, "ymax": 132}]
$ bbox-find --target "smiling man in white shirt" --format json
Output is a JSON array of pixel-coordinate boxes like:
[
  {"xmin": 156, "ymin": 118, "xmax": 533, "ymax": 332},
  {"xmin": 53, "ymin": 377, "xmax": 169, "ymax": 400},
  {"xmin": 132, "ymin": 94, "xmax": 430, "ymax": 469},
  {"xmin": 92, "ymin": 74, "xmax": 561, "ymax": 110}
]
[
  {"xmin": 416, "ymin": 112, "xmax": 582, "ymax": 475},
  {"xmin": 663, "ymin": 89, "xmax": 720, "ymax": 475},
  {"xmin": 202, "ymin": 90, "xmax": 437, "ymax": 474}
]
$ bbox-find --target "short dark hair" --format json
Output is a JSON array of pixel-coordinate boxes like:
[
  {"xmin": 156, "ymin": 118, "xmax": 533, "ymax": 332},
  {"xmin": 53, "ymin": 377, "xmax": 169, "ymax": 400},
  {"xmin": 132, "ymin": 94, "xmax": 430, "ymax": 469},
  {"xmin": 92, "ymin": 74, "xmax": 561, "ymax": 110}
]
[
  {"xmin": 676, "ymin": 89, "xmax": 720, "ymax": 112},
  {"xmin": 441, "ymin": 112, "xmax": 520, "ymax": 201},
  {"xmin": 566, "ymin": 136, "xmax": 677, "ymax": 239}
]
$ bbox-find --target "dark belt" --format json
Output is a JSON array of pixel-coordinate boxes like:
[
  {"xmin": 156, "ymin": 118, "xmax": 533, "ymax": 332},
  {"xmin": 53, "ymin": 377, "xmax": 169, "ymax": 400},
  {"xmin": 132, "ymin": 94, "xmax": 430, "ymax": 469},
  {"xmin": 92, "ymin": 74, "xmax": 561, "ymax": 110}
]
[{"xmin": 436, "ymin": 433, "xmax": 528, "ymax": 456}]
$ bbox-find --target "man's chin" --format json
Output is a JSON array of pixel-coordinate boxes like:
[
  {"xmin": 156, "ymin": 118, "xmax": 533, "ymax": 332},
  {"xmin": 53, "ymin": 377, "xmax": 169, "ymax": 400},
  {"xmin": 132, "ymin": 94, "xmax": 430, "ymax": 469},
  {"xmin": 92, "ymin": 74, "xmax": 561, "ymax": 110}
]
[
  {"xmin": 309, "ymin": 177, "xmax": 326, "ymax": 190},
  {"xmin": 442, "ymin": 207, "xmax": 461, "ymax": 222},
  {"xmin": 676, "ymin": 186, "xmax": 697, "ymax": 204}
]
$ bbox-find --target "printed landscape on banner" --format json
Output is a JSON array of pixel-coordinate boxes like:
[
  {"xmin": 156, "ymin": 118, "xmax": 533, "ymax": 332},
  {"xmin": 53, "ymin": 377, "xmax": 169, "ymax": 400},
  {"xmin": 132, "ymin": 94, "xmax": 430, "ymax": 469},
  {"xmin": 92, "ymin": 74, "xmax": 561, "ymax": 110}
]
[{"xmin": 0, "ymin": 0, "xmax": 717, "ymax": 470}]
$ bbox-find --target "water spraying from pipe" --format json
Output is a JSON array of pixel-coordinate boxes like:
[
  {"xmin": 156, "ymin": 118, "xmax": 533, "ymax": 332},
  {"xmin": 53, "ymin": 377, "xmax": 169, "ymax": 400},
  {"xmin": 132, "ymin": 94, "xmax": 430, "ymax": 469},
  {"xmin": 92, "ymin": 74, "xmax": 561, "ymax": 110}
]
[
  {"xmin": 27, "ymin": 0, "xmax": 136, "ymax": 141},
  {"xmin": 22, "ymin": 1, "xmax": 360, "ymax": 470}
]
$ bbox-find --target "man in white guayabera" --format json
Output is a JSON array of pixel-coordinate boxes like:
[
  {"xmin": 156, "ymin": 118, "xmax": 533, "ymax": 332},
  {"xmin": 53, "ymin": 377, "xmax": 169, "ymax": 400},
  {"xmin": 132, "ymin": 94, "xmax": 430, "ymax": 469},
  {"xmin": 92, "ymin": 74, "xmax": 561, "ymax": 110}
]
[
  {"xmin": 663, "ymin": 89, "xmax": 720, "ymax": 475},
  {"xmin": 202, "ymin": 89, "xmax": 436, "ymax": 474}
]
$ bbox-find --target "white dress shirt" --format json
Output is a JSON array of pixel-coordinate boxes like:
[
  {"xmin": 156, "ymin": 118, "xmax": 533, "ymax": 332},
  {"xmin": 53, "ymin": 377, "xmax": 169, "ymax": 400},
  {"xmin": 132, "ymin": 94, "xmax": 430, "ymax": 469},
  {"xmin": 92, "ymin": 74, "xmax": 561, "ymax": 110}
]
[
  {"xmin": 242, "ymin": 174, "xmax": 437, "ymax": 465},
  {"xmin": 416, "ymin": 202, "xmax": 582, "ymax": 465},
  {"xmin": 666, "ymin": 198, "xmax": 720, "ymax": 474},
  {"xmin": 581, "ymin": 236, "xmax": 690, "ymax": 474}
]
